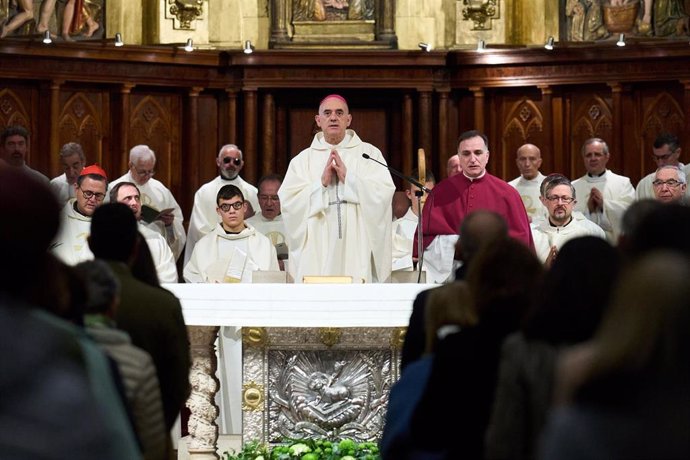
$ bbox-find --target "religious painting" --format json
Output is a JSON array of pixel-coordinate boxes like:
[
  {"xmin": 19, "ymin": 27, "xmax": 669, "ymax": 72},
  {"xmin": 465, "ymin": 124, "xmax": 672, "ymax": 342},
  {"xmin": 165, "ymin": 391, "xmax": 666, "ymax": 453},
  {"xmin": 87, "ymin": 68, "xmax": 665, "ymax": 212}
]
[
  {"xmin": 270, "ymin": 0, "xmax": 396, "ymax": 49},
  {"xmin": 561, "ymin": 0, "xmax": 689, "ymax": 41},
  {"xmin": 0, "ymin": 0, "xmax": 105, "ymax": 41}
]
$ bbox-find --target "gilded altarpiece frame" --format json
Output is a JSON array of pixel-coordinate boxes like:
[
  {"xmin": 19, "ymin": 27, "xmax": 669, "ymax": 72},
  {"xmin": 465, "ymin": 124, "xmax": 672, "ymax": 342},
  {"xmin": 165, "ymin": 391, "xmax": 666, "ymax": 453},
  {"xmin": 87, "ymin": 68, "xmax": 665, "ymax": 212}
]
[
  {"xmin": 242, "ymin": 326, "xmax": 405, "ymax": 445},
  {"xmin": 269, "ymin": 0, "xmax": 397, "ymax": 49},
  {"xmin": 0, "ymin": 0, "xmax": 105, "ymax": 41}
]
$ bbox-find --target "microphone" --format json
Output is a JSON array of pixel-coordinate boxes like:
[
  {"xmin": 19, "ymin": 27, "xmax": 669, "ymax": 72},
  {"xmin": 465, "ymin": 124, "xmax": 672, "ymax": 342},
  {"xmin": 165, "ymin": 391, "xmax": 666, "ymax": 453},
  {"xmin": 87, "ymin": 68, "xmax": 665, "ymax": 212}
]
[{"xmin": 362, "ymin": 153, "xmax": 432, "ymax": 192}]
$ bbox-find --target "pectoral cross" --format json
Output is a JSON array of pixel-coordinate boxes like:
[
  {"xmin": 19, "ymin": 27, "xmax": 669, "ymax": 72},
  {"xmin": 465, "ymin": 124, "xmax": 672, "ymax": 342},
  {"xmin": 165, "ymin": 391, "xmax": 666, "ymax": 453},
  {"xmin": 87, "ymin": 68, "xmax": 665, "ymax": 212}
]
[{"xmin": 328, "ymin": 179, "xmax": 347, "ymax": 239}]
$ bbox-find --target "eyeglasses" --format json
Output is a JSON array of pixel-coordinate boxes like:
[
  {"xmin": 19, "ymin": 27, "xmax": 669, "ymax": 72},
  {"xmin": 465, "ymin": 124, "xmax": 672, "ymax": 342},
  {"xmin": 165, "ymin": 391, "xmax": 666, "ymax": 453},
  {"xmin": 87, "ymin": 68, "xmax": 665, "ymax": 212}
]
[
  {"xmin": 79, "ymin": 188, "xmax": 106, "ymax": 201},
  {"xmin": 259, "ymin": 194, "xmax": 280, "ymax": 201},
  {"xmin": 652, "ymin": 152, "xmax": 674, "ymax": 161},
  {"xmin": 545, "ymin": 195, "xmax": 575, "ymax": 204},
  {"xmin": 222, "ymin": 156, "xmax": 242, "ymax": 166},
  {"xmin": 134, "ymin": 168, "xmax": 155, "ymax": 177},
  {"xmin": 652, "ymin": 179, "xmax": 682, "ymax": 188},
  {"xmin": 218, "ymin": 201, "xmax": 244, "ymax": 212}
]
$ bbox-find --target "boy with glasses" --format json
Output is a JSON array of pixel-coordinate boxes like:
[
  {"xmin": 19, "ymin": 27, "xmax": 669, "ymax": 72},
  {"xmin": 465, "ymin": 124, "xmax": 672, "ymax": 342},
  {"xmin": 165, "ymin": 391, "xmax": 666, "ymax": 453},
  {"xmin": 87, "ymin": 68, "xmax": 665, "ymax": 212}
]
[{"xmin": 183, "ymin": 184, "xmax": 278, "ymax": 283}]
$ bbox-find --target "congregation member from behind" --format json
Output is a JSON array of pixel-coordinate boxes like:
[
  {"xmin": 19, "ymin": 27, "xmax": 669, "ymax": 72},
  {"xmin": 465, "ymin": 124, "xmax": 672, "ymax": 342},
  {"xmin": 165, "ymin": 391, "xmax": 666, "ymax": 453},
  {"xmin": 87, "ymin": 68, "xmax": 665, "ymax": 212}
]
[
  {"xmin": 486, "ymin": 236, "xmax": 620, "ymax": 460},
  {"xmin": 416, "ymin": 130, "xmax": 533, "ymax": 283},
  {"xmin": 279, "ymin": 94, "xmax": 395, "ymax": 283},
  {"xmin": 0, "ymin": 124, "xmax": 48, "ymax": 181},
  {"xmin": 541, "ymin": 252, "xmax": 690, "ymax": 460},
  {"xmin": 49, "ymin": 142, "xmax": 86, "ymax": 205},
  {"xmin": 88, "ymin": 203, "xmax": 191, "ymax": 433},
  {"xmin": 110, "ymin": 145, "xmax": 187, "ymax": 260},
  {"xmin": 185, "ymin": 143, "xmax": 259, "ymax": 265},
  {"xmin": 0, "ymin": 166, "xmax": 139, "ymax": 460},
  {"xmin": 75, "ymin": 259, "xmax": 168, "ymax": 460},
  {"xmin": 572, "ymin": 137, "xmax": 635, "ymax": 242},
  {"xmin": 184, "ymin": 184, "xmax": 279, "ymax": 283}
]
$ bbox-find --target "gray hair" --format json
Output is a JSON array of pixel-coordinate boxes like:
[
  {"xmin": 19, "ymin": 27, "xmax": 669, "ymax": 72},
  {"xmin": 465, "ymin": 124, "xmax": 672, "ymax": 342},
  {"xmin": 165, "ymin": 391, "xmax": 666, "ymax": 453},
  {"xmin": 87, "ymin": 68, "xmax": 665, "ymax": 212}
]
[
  {"xmin": 59, "ymin": 142, "xmax": 85, "ymax": 161},
  {"xmin": 541, "ymin": 174, "xmax": 576, "ymax": 199},
  {"xmin": 129, "ymin": 144, "xmax": 156, "ymax": 163},
  {"xmin": 73, "ymin": 260, "xmax": 120, "ymax": 314},
  {"xmin": 656, "ymin": 165, "xmax": 687, "ymax": 184},
  {"xmin": 218, "ymin": 144, "xmax": 243, "ymax": 161},
  {"xmin": 581, "ymin": 138, "xmax": 609, "ymax": 156}
]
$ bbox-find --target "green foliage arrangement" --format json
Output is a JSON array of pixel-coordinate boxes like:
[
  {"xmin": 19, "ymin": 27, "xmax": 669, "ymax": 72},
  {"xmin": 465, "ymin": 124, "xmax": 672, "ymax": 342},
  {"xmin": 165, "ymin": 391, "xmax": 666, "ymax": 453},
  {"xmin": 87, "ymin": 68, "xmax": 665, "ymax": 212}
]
[{"xmin": 223, "ymin": 438, "xmax": 381, "ymax": 460}]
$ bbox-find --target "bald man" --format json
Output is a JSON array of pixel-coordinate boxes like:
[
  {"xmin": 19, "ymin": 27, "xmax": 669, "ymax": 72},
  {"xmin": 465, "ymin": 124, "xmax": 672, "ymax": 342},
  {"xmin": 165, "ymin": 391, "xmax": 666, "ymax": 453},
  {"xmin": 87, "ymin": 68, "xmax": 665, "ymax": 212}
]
[{"xmin": 508, "ymin": 144, "xmax": 546, "ymax": 222}]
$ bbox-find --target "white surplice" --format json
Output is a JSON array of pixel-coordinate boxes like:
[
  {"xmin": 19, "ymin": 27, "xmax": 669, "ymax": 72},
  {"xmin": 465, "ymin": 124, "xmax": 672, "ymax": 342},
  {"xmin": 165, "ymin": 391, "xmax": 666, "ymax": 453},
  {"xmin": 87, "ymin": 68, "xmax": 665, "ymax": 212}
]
[
  {"xmin": 508, "ymin": 172, "xmax": 547, "ymax": 222},
  {"xmin": 49, "ymin": 173, "xmax": 76, "ymax": 207},
  {"xmin": 51, "ymin": 200, "xmax": 94, "ymax": 265},
  {"xmin": 391, "ymin": 208, "xmax": 417, "ymax": 271},
  {"xmin": 532, "ymin": 214, "xmax": 607, "ymax": 263},
  {"xmin": 278, "ymin": 130, "xmax": 395, "ymax": 283},
  {"xmin": 138, "ymin": 224, "xmax": 179, "ymax": 283}
]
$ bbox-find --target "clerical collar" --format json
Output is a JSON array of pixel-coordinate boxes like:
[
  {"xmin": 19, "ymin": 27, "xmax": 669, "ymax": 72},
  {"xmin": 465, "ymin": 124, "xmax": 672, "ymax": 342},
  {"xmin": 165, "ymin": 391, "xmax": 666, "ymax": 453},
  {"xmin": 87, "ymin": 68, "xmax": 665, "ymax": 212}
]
[
  {"xmin": 463, "ymin": 170, "xmax": 486, "ymax": 181},
  {"xmin": 223, "ymin": 225, "xmax": 247, "ymax": 235},
  {"xmin": 549, "ymin": 215, "xmax": 573, "ymax": 228},
  {"xmin": 587, "ymin": 169, "xmax": 606, "ymax": 178},
  {"xmin": 73, "ymin": 200, "xmax": 90, "ymax": 218},
  {"xmin": 220, "ymin": 174, "xmax": 238, "ymax": 182}
]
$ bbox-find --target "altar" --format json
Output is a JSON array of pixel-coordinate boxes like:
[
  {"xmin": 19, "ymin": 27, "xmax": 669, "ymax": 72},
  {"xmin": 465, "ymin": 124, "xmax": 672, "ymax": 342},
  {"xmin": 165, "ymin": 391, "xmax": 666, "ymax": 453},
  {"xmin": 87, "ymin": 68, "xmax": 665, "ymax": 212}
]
[{"xmin": 165, "ymin": 283, "xmax": 433, "ymax": 459}]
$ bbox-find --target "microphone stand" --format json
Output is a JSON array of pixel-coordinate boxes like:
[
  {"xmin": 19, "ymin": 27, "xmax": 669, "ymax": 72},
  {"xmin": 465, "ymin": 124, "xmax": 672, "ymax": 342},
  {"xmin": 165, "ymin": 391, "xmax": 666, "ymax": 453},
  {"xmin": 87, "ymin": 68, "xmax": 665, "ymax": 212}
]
[{"xmin": 362, "ymin": 154, "xmax": 430, "ymax": 283}]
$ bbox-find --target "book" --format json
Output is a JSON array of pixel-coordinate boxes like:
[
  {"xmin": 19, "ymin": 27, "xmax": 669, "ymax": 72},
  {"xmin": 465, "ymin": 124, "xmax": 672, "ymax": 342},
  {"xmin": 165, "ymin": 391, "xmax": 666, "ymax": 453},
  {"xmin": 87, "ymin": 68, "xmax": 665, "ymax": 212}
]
[{"xmin": 140, "ymin": 205, "xmax": 175, "ymax": 224}]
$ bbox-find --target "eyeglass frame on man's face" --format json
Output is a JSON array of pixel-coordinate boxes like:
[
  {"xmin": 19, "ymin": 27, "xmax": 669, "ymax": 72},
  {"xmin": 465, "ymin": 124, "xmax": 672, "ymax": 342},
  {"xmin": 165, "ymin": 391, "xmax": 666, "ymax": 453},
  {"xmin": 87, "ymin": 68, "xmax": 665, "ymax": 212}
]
[
  {"xmin": 652, "ymin": 179, "xmax": 682, "ymax": 188},
  {"xmin": 258, "ymin": 194, "xmax": 280, "ymax": 202},
  {"xmin": 131, "ymin": 166, "xmax": 156, "ymax": 177},
  {"xmin": 222, "ymin": 156, "xmax": 242, "ymax": 166},
  {"xmin": 79, "ymin": 187, "xmax": 106, "ymax": 201},
  {"xmin": 218, "ymin": 201, "xmax": 245, "ymax": 212},
  {"xmin": 544, "ymin": 194, "xmax": 575, "ymax": 204}
]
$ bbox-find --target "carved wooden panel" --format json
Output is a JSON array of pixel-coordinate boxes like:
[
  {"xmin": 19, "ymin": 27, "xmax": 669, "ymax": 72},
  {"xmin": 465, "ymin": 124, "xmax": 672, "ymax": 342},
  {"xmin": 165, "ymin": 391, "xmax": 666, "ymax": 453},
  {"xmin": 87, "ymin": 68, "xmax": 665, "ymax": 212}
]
[
  {"xmin": 500, "ymin": 96, "xmax": 546, "ymax": 180},
  {"xmin": 0, "ymin": 85, "xmax": 38, "ymax": 169},
  {"xmin": 568, "ymin": 92, "xmax": 613, "ymax": 179},
  {"xmin": 58, "ymin": 91, "xmax": 106, "ymax": 177},
  {"xmin": 129, "ymin": 94, "xmax": 181, "ymax": 198},
  {"xmin": 639, "ymin": 90, "xmax": 685, "ymax": 177}
]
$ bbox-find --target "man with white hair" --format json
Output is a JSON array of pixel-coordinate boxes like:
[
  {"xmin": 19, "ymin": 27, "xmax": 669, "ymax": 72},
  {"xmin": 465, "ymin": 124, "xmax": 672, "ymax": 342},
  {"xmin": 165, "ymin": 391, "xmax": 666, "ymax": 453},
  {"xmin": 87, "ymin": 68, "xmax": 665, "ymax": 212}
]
[
  {"xmin": 636, "ymin": 133, "xmax": 690, "ymax": 201},
  {"xmin": 49, "ymin": 142, "xmax": 85, "ymax": 205},
  {"xmin": 110, "ymin": 145, "xmax": 186, "ymax": 260},
  {"xmin": 446, "ymin": 154, "xmax": 462, "ymax": 178},
  {"xmin": 185, "ymin": 144, "xmax": 259, "ymax": 265},
  {"xmin": 652, "ymin": 165, "xmax": 687, "ymax": 204}
]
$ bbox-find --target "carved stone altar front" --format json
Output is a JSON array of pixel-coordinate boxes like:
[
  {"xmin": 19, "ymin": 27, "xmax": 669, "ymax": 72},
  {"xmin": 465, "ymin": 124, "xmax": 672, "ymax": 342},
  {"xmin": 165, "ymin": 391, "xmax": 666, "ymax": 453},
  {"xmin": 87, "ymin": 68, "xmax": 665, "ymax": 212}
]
[{"xmin": 242, "ymin": 326, "xmax": 405, "ymax": 445}]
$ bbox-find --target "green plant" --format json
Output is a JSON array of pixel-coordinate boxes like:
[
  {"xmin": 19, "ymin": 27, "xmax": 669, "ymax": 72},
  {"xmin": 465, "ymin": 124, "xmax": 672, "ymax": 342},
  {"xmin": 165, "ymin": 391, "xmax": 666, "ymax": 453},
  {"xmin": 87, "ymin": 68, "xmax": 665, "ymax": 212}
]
[{"xmin": 223, "ymin": 438, "xmax": 381, "ymax": 460}]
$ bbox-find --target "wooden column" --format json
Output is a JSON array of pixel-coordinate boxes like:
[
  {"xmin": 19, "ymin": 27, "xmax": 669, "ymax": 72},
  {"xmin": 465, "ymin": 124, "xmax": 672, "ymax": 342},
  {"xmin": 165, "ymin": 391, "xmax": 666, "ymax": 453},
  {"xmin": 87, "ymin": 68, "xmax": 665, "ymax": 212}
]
[
  {"xmin": 262, "ymin": 92, "xmax": 275, "ymax": 176},
  {"xmin": 49, "ymin": 80, "xmax": 63, "ymax": 175},
  {"xmin": 402, "ymin": 93, "xmax": 413, "ymax": 176},
  {"xmin": 243, "ymin": 88, "xmax": 258, "ymax": 183},
  {"xmin": 418, "ymin": 90, "xmax": 432, "ymax": 172},
  {"xmin": 682, "ymin": 80, "xmax": 690, "ymax": 155},
  {"xmin": 118, "ymin": 83, "xmax": 136, "ymax": 171},
  {"xmin": 608, "ymin": 82, "xmax": 623, "ymax": 166},
  {"xmin": 276, "ymin": 105, "xmax": 288, "ymax": 174},
  {"xmin": 470, "ymin": 86, "xmax": 485, "ymax": 132},
  {"xmin": 185, "ymin": 87, "xmax": 203, "ymax": 214},
  {"xmin": 538, "ymin": 84, "xmax": 554, "ymax": 172},
  {"xmin": 437, "ymin": 88, "xmax": 450, "ymax": 175},
  {"xmin": 225, "ymin": 89, "xmax": 238, "ymax": 144}
]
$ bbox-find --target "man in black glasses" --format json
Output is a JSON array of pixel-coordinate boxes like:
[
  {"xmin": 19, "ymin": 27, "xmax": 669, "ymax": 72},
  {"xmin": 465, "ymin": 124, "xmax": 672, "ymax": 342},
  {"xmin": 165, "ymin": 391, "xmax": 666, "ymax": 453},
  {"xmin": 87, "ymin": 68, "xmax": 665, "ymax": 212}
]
[
  {"xmin": 533, "ymin": 174, "xmax": 605, "ymax": 265},
  {"xmin": 183, "ymin": 184, "xmax": 278, "ymax": 283},
  {"xmin": 652, "ymin": 165, "xmax": 688, "ymax": 204},
  {"xmin": 51, "ymin": 164, "xmax": 108, "ymax": 265},
  {"xmin": 185, "ymin": 144, "xmax": 259, "ymax": 266},
  {"xmin": 636, "ymin": 133, "xmax": 690, "ymax": 201}
]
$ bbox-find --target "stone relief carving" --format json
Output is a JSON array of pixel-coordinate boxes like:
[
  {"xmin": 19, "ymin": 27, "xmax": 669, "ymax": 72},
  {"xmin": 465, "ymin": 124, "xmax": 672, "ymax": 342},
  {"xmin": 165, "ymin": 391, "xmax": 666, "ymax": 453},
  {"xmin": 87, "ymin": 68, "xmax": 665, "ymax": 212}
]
[{"xmin": 167, "ymin": 0, "xmax": 204, "ymax": 30}]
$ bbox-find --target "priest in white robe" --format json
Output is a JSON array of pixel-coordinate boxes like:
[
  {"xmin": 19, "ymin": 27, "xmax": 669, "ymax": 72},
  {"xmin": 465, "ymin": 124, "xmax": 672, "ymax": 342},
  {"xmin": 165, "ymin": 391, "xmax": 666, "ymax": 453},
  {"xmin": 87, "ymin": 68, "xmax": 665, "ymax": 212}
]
[
  {"xmin": 184, "ymin": 184, "xmax": 279, "ymax": 283},
  {"xmin": 51, "ymin": 165, "xmax": 108, "ymax": 265},
  {"xmin": 110, "ymin": 182, "xmax": 179, "ymax": 283},
  {"xmin": 246, "ymin": 174, "xmax": 288, "ymax": 265},
  {"xmin": 532, "ymin": 176, "xmax": 606, "ymax": 264},
  {"xmin": 635, "ymin": 133, "xmax": 690, "ymax": 201},
  {"xmin": 110, "ymin": 145, "xmax": 186, "ymax": 261},
  {"xmin": 184, "ymin": 144, "xmax": 259, "ymax": 265},
  {"xmin": 507, "ymin": 143, "xmax": 547, "ymax": 223},
  {"xmin": 572, "ymin": 138, "xmax": 635, "ymax": 242},
  {"xmin": 391, "ymin": 171, "xmax": 435, "ymax": 272},
  {"xmin": 278, "ymin": 94, "xmax": 396, "ymax": 283},
  {"xmin": 49, "ymin": 142, "xmax": 85, "ymax": 206}
]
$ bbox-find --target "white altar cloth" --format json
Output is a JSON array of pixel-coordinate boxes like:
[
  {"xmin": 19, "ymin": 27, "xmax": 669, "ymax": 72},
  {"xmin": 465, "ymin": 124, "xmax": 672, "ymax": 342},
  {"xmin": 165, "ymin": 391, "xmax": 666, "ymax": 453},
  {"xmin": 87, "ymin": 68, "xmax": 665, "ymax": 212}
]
[{"xmin": 163, "ymin": 283, "xmax": 435, "ymax": 327}]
